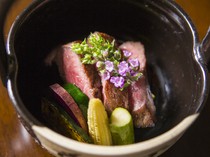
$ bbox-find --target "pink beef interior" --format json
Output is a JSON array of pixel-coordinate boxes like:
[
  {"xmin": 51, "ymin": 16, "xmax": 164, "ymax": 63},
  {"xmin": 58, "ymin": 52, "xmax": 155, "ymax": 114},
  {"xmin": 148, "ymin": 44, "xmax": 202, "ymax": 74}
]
[{"xmin": 61, "ymin": 43, "xmax": 102, "ymax": 99}]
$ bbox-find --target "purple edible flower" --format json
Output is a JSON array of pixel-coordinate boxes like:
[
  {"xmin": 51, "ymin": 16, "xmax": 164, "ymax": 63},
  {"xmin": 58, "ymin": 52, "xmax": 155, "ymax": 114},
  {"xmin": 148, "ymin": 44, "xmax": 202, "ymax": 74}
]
[
  {"xmin": 118, "ymin": 61, "xmax": 130, "ymax": 76},
  {"xmin": 103, "ymin": 71, "xmax": 111, "ymax": 80},
  {"xmin": 122, "ymin": 50, "xmax": 132, "ymax": 57},
  {"xmin": 129, "ymin": 58, "xmax": 140, "ymax": 68},
  {"xmin": 110, "ymin": 76, "xmax": 125, "ymax": 88},
  {"xmin": 105, "ymin": 60, "xmax": 114, "ymax": 72},
  {"xmin": 110, "ymin": 76, "xmax": 117, "ymax": 84}
]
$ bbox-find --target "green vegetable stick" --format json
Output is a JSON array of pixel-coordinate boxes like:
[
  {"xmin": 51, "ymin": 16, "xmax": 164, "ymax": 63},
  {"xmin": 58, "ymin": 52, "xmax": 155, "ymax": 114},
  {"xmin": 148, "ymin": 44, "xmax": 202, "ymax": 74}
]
[
  {"xmin": 110, "ymin": 107, "xmax": 135, "ymax": 145},
  {"xmin": 63, "ymin": 83, "xmax": 89, "ymax": 120}
]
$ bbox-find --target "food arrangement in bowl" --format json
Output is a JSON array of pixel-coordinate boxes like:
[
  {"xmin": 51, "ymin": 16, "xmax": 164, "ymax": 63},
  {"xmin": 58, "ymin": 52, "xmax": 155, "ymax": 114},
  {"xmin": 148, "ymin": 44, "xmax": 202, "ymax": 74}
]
[
  {"xmin": 42, "ymin": 32, "xmax": 156, "ymax": 145},
  {"xmin": 0, "ymin": 0, "xmax": 210, "ymax": 157}
]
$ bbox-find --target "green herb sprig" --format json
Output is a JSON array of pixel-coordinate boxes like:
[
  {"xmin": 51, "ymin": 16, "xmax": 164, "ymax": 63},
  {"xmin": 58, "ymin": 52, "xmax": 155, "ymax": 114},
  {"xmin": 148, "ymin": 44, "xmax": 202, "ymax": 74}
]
[
  {"xmin": 71, "ymin": 33, "xmax": 142, "ymax": 90},
  {"xmin": 71, "ymin": 33, "xmax": 121, "ymax": 64}
]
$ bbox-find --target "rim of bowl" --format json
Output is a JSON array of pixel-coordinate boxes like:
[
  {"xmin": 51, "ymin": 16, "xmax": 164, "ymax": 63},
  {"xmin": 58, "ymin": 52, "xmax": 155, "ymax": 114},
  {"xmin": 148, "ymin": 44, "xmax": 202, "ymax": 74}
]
[{"xmin": 32, "ymin": 114, "xmax": 199, "ymax": 156}]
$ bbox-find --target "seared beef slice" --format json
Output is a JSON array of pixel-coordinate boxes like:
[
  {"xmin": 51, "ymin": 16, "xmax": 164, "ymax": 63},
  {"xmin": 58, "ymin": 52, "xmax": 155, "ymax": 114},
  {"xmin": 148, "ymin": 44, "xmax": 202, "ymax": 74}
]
[
  {"xmin": 46, "ymin": 42, "xmax": 102, "ymax": 99},
  {"xmin": 120, "ymin": 42, "xmax": 156, "ymax": 128},
  {"xmin": 101, "ymin": 79, "xmax": 129, "ymax": 115}
]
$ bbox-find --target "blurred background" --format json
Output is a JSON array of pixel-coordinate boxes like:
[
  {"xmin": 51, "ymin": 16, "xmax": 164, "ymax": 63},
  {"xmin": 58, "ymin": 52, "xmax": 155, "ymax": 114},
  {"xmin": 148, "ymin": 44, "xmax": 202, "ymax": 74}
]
[{"xmin": 0, "ymin": 0, "xmax": 210, "ymax": 157}]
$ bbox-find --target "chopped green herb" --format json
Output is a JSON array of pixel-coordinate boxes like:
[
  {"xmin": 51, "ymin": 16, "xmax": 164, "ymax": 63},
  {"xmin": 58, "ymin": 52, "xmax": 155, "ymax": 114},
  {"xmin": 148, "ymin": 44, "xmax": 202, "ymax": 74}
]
[{"xmin": 71, "ymin": 33, "xmax": 143, "ymax": 90}]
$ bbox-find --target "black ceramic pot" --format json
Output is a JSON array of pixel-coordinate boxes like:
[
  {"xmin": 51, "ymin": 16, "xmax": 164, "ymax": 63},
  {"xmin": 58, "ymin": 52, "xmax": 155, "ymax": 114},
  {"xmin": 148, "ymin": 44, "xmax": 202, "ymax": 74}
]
[{"xmin": 0, "ymin": 0, "xmax": 210, "ymax": 157}]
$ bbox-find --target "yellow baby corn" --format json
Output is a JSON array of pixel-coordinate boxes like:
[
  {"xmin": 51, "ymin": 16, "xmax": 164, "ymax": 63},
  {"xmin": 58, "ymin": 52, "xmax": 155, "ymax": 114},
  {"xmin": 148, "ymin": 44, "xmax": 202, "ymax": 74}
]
[{"xmin": 87, "ymin": 98, "xmax": 112, "ymax": 145}]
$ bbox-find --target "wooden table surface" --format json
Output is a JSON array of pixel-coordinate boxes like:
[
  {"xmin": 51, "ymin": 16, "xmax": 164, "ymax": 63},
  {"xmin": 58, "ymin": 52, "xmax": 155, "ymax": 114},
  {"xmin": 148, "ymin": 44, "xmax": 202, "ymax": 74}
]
[{"xmin": 0, "ymin": 0, "xmax": 210, "ymax": 157}]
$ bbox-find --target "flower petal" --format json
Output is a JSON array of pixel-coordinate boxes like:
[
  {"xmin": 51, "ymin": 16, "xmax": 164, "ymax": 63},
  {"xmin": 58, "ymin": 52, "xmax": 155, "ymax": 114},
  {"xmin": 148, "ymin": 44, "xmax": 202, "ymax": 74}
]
[
  {"xmin": 129, "ymin": 58, "xmax": 140, "ymax": 68},
  {"xmin": 122, "ymin": 50, "xmax": 132, "ymax": 57},
  {"xmin": 118, "ymin": 61, "xmax": 130, "ymax": 76},
  {"xmin": 105, "ymin": 61, "xmax": 114, "ymax": 72}
]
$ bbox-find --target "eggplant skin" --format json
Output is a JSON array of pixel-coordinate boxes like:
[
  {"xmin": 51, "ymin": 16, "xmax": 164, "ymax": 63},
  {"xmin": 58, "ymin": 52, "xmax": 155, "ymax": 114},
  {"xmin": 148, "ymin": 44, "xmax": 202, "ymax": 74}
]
[{"xmin": 41, "ymin": 98, "xmax": 93, "ymax": 143}]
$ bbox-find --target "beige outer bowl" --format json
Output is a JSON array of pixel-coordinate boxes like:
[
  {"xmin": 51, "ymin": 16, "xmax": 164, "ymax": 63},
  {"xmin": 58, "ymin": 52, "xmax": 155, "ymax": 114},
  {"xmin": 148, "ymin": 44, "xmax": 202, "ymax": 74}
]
[{"xmin": 32, "ymin": 114, "xmax": 198, "ymax": 157}]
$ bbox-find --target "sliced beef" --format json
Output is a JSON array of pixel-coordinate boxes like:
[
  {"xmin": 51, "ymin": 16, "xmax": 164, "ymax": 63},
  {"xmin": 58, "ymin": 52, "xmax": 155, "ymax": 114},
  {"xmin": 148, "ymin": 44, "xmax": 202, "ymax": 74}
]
[
  {"xmin": 45, "ymin": 42, "xmax": 102, "ymax": 99},
  {"xmin": 89, "ymin": 32, "xmax": 129, "ymax": 115},
  {"xmin": 120, "ymin": 41, "xmax": 156, "ymax": 128},
  {"xmin": 101, "ymin": 78, "xmax": 129, "ymax": 115},
  {"xmin": 128, "ymin": 76, "xmax": 156, "ymax": 128}
]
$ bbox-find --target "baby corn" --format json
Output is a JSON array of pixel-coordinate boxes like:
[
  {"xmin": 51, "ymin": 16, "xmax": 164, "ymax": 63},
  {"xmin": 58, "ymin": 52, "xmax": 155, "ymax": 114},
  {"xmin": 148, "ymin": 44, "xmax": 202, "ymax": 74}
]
[{"xmin": 87, "ymin": 98, "xmax": 112, "ymax": 145}]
